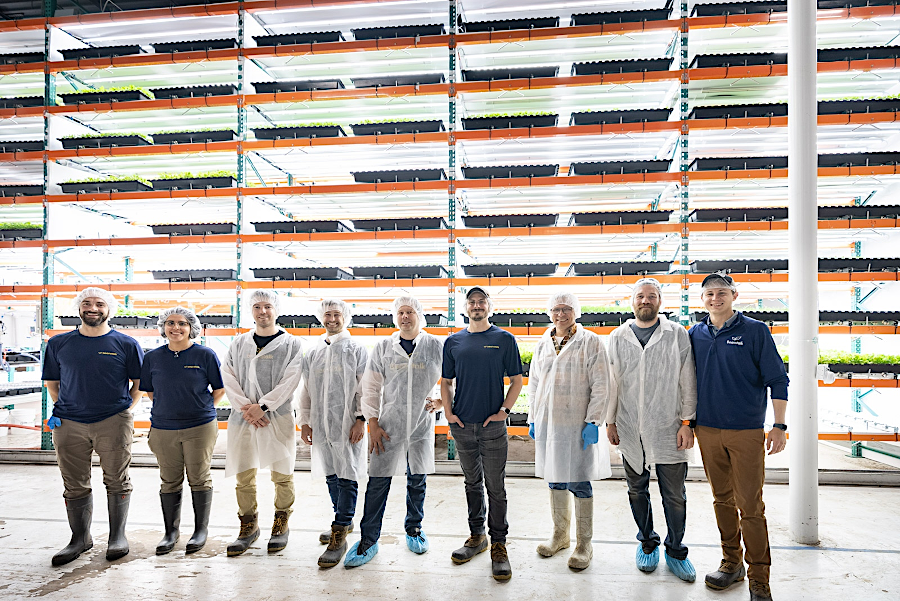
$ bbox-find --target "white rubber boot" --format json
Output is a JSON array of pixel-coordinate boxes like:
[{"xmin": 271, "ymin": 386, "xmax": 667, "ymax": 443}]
[
  {"xmin": 568, "ymin": 496, "xmax": 594, "ymax": 570},
  {"xmin": 536, "ymin": 489, "xmax": 571, "ymax": 557}
]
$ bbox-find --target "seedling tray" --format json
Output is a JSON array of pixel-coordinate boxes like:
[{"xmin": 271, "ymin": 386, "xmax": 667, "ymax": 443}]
[
  {"xmin": 60, "ymin": 45, "xmax": 142, "ymax": 60},
  {"xmin": 150, "ymin": 223, "xmax": 236, "ymax": 235},
  {"xmin": 0, "ymin": 185, "xmax": 43, "ymax": 197},
  {"xmin": 0, "ymin": 141, "xmax": 43, "ymax": 153},
  {"xmin": 690, "ymin": 207, "xmax": 788, "ymax": 222},
  {"xmin": 689, "ymin": 103, "xmax": 787, "ymax": 119},
  {"xmin": 152, "ymin": 129, "xmax": 236, "ymax": 144},
  {"xmin": 151, "ymin": 39, "xmax": 238, "ymax": 53},
  {"xmin": 491, "ymin": 312, "xmax": 552, "ymax": 326},
  {"xmin": 462, "ymin": 165, "xmax": 558, "ymax": 179},
  {"xmin": 570, "ymin": 109, "xmax": 671, "ymax": 126},
  {"xmin": 59, "ymin": 90, "xmax": 152, "ymax": 105},
  {"xmin": 350, "ymin": 120, "xmax": 445, "ymax": 136},
  {"xmin": 818, "ymin": 258, "xmax": 900, "ymax": 272},
  {"xmin": 60, "ymin": 135, "xmax": 150, "ymax": 149},
  {"xmin": 351, "ymin": 265, "xmax": 449, "ymax": 279},
  {"xmin": 277, "ymin": 315, "xmax": 320, "ymax": 327},
  {"xmin": 61, "ymin": 180, "xmax": 151, "ymax": 194},
  {"xmin": 818, "ymin": 205, "xmax": 900, "ymax": 220},
  {"xmin": 253, "ymin": 79, "xmax": 344, "ymax": 93},
  {"xmin": 352, "ymin": 24, "xmax": 445, "ymax": 40},
  {"xmin": 198, "ymin": 314, "xmax": 235, "ymax": 326},
  {"xmin": 110, "ymin": 316, "xmax": 155, "ymax": 328},
  {"xmin": 462, "ymin": 66, "xmax": 558, "ymax": 81},
  {"xmin": 459, "ymin": 17, "xmax": 559, "ymax": 32},
  {"xmin": 351, "ymin": 74, "xmax": 445, "ymax": 88},
  {"xmin": 0, "ymin": 96, "xmax": 44, "ymax": 109},
  {"xmin": 253, "ymin": 31, "xmax": 343, "ymax": 45},
  {"xmin": 462, "ymin": 115, "xmax": 558, "ymax": 130},
  {"xmin": 252, "ymin": 220, "xmax": 351, "ymax": 234},
  {"xmin": 567, "ymin": 261, "xmax": 670, "ymax": 276},
  {"xmin": 818, "ymin": 98, "xmax": 900, "ymax": 115},
  {"xmin": 818, "ymin": 152, "xmax": 900, "ymax": 168},
  {"xmin": 0, "ymin": 227, "xmax": 42, "ymax": 240},
  {"xmin": 351, "ymin": 217, "xmax": 447, "ymax": 231},
  {"xmin": 691, "ymin": 2, "xmax": 786, "ymax": 17},
  {"xmin": 151, "ymin": 269, "xmax": 236, "ymax": 282},
  {"xmin": 690, "ymin": 53, "xmax": 787, "ymax": 68},
  {"xmin": 150, "ymin": 84, "xmax": 238, "ymax": 99},
  {"xmin": 351, "ymin": 314, "xmax": 395, "ymax": 327},
  {"xmin": 569, "ymin": 210, "xmax": 671, "ymax": 226},
  {"xmin": 690, "ymin": 156, "xmax": 787, "ymax": 170},
  {"xmin": 252, "ymin": 125, "xmax": 345, "ymax": 140},
  {"xmin": 352, "ymin": 169, "xmax": 445, "ymax": 183},
  {"xmin": 149, "ymin": 176, "xmax": 235, "ymax": 190},
  {"xmin": 819, "ymin": 46, "xmax": 900, "ymax": 62},
  {"xmin": 463, "ymin": 263, "xmax": 558, "ymax": 277},
  {"xmin": 0, "ymin": 52, "xmax": 44, "ymax": 65},
  {"xmin": 690, "ymin": 259, "xmax": 788, "ymax": 273},
  {"xmin": 462, "ymin": 214, "xmax": 558, "ymax": 228},
  {"xmin": 571, "ymin": 160, "xmax": 671, "ymax": 175},
  {"xmin": 571, "ymin": 8, "xmax": 673, "ymax": 26},
  {"xmin": 251, "ymin": 267, "xmax": 353, "ymax": 280},
  {"xmin": 572, "ymin": 58, "xmax": 673, "ymax": 76}
]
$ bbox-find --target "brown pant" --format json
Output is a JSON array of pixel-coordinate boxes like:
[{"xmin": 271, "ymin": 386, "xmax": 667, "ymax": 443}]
[
  {"xmin": 235, "ymin": 468, "xmax": 294, "ymax": 517},
  {"xmin": 695, "ymin": 425, "xmax": 771, "ymax": 584},
  {"xmin": 53, "ymin": 410, "xmax": 133, "ymax": 500},
  {"xmin": 148, "ymin": 421, "xmax": 218, "ymax": 494}
]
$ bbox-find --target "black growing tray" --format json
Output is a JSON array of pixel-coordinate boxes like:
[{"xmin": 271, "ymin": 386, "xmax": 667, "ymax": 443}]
[
  {"xmin": 253, "ymin": 220, "xmax": 351, "ymax": 233},
  {"xmin": 570, "ymin": 109, "xmax": 671, "ymax": 126},
  {"xmin": 464, "ymin": 263, "xmax": 558, "ymax": 277},
  {"xmin": 252, "ymin": 125, "xmax": 345, "ymax": 139},
  {"xmin": 827, "ymin": 363, "xmax": 900, "ymax": 375},
  {"xmin": 151, "ymin": 39, "xmax": 238, "ymax": 53},
  {"xmin": 277, "ymin": 315, "xmax": 320, "ymax": 327},
  {"xmin": 459, "ymin": 17, "xmax": 559, "ymax": 32},
  {"xmin": 462, "ymin": 214, "xmax": 558, "ymax": 228},
  {"xmin": 818, "ymin": 152, "xmax": 900, "ymax": 168},
  {"xmin": 151, "ymin": 269, "xmax": 236, "ymax": 282},
  {"xmin": 462, "ymin": 165, "xmax": 558, "ymax": 179},
  {"xmin": 350, "ymin": 314, "xmax": 395, "ymax": 327},
  {"xmin": 0, "ymin": 52, "xmax": 44, "ymax": 65},
  {"xmin": 351, "ymin": 265, "xmax": 449, "ymax": 279},
  {"xmin": 571, "ymin": 8, "xmax": 673, "ymax": 26},
  {"xmin": 691, "ymin": 207, "xmax": 788, "ymax": 222},
  {"xmin": 567, "ymin": 261, "xmax": 670, "ymax": 276},
  {"xmin": 61, "ymin": 180, "xmax": 151, "ymax": 194},
  {"xmin": 462, "ymin": 115, "xmax": 558, "ymax": 130},
  {"xmin": 818, "ymin": 0, "xmax": 900, "ymax": 7},
  {"xmin": 350, "ymin": 120, "xmax": 445, "ymax": 136},
  {"xmin": 253, "ymin": 79, "xmax": 345, "ymax": 93},
  {"xmin": 691, "ymin": 157, "xmax": 787, "ymax": 171},
  {"xmin": 351, "ymin": 74, "xmax": 445, "ymax": 88},
  {"xmin": 198, "ymin": 314, "xmax": 234, "ymax": 326},
  {"xmin": 59, "ymin": 90, "xmax": 151, "ymax": 105},
  {"xmin": 425, "ymin": 314, "xmax": 448, "ymax": 326},
  {"xmin": 0, "ymin": 185, "xmax": 43, "ymax": 197},
  {"xmin": 252, "ymin": 31, "xmax": 343, "ymax": 46},
  {"xmin": 0, "ymin": 141, "xmax": 43, "ymax": 153},
  {"xmin": 462, "ymin": 66, "xmax": 558, "ymax": 81},
  {"xmin": 691, "ymin": 259, "xmax": 788, "ymax": 273},
  {"xmin": 818, "ymin": 258, "xmax": 900, "ymax": 272},
  {"xmin": 251, "ymin": 267, "xmax": 353, "ymax": 280},
  {"xmin": 490, "ymin": 312, "xmax": 551, "ymax": 327},
  {"xmin": 150, "ymin": 84, "xmax": 238, "ymax": 99},
  {"xmin": 570, "ymin": 210, "xmax": 672, "ymax": 226},
  {"xmin": 60, "ymin": 45, "xmax": 142, "ymax": 60},
  {"xmin": 216, "ymin": 407, "xmax": 232, "ymax": 421},
  {"xmin": 690, "ymin": 103, "xmax": 788, "ymax": 119},
  {"xmin": 60, "ymin": 135, "xmax": 150, "ymax": 149},
  {"xmin": 351, "ymin": 24, "xmax": 445, "ymax": 40},
  {"xmin": 571, "ymin": 160, "xmax": 671, "ymax": 175},
  {"xmin": 59, "ymin": 316, "xmax": 82, "ymax": 326},
  {"xmin": 819, "ymin": 47, "xmax": 900, "ymax": 63},
  {"xmin": 690, "ymin": 53, "xmax": 787, "ymax": 68},
  {"xmin": 691, "ymin": 2, "xmax": 786, "ymax": 17},
  {"xmin": 150, "ymin": 223, "xmax": 236, "ymax": 235},
  {"xmin": 820, "ymin": 310, "xmax": 900, "ymax": 322},
  {"xmin": 0, "ymin": 96, "xmax": 44, "ymax": 109},
  {"xmin": 818, "ymin": 205, "xmax": 900, "ymax": 220},
  {"xmin": 109, "ymin": 316, "xmax": 156, "ymax": 328},
  {"xmin": 149, "ymin": 177, "xmax": 235, "ymax": 190},
  {"xmin": 352, "ymin": 169, "xmax": 445, "ymax": 183},
  {"xmin": 578, "ymin": 312, "xmax": 636, "ymax": 326},
  {"xmin": 573, "ymin": 58, "xmax": 673, "ymax": 76},
  {"xmin": 351, "ymin": 217, "xmax": 447, "ymax": 231},
  {"xmin": 4, "ymin": 351, "xmax": 41, "ymax": 363},
  {"xmin": 152, "ymin": 129, "xmax": 236, "ymax": 144},
  {"xmin": 0, "ymin": 228, "xmax": 42, "ymax": 240},
  {"xmin": 819, "ymin": 98, "xmax": 900, "ymax": 115}
]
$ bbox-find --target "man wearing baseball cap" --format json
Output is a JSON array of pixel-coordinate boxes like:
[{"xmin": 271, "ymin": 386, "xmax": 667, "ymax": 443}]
[{"xmin": 689, "ymin": 274, "xmax": 788, "ymax": 601}]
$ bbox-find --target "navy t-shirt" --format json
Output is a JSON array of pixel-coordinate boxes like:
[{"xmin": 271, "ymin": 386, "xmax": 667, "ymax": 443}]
[
  {"xmin": 140, "ymin": 344, "xmax": 224, "ymax": 430},
  {"xmin": 442, "ymin": 325, "xmax": 522, "ymax": 424},
  {"xmin": 42, "ymin": 329, "xmax": 144, "ymax": 424}
]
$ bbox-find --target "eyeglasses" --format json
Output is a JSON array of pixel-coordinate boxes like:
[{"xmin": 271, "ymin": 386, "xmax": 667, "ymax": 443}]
[
  {"xmin": 165, "ymin": 320, "xmax": 190, "ymax": 328},
  {"xmin": 550, "ymin": 307, "xmax": 574, "ymax": 315}
]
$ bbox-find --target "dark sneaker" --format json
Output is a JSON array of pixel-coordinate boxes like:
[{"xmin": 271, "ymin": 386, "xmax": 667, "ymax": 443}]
[
  {"xmin": 490, "ymin": 542, "xmax": 512, "ymax": 581},
  {"xmin": 451, "ymin": 534, "xmax": 488, "ymax": 564},
  {"xmin": 705, "ymin": 560, "xmax": 746, "ymax": 590},
  {"xmin": 750, "ymin": 580, "xmax": 773, "ymax": 601}
]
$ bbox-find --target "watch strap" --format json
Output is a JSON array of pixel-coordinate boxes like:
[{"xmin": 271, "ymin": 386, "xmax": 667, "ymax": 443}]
[{"xmin": 772, "ymin": 423, "xmax": 787, "ymax": 431}]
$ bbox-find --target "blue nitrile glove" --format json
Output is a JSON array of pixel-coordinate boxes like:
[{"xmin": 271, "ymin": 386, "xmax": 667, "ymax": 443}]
[
  {"xmin": 47, "ymin": 416, "xmax": 61, "ymax": 430},
  {"xmin": 528, "ymin": 423, "xmax": 535, "ymax": 440},
  {"xmin": 581, "ymin": 422, "xmax": 599, "ymax": 450}
]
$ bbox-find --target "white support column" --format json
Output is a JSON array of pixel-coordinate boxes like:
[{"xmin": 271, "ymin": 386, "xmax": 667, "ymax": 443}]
[{"xmin": 788, "ymin": 0, "xmax": 819, "ymax": 545}]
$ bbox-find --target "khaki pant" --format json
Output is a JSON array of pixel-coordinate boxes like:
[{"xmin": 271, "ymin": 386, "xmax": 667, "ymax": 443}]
[
  {"xmin": 148, "ymin": 421, "xmax": 218, "ymax": 494},
  {"xmin": 695, "ymin": 425, "xmax": 771, "ymax": 584},
  {"xmin": 235, "ymin": 468, "xmax": 294, "ymax": 517},
  {"xmin": 53, "ymin": 410, "xmax": 133, "ymax": 500}
]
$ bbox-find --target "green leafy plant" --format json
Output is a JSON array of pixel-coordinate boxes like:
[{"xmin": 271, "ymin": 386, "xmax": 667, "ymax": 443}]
[
  {"xmin": 470, "ymin": 111, "xmax": 555, "ymax": 118},
  {"xmin": 65, "ymin": 85, "xmax": 155, "ymax": 99},
  {"xmin": 254, "ymin": 122, "xmax": 341, "ymax": 128},
  {"xmin": 581, "ymin": 304, "xmax": 631, "ymax": 313},
  {"xmin": 60, "ymin": 132, "xmax": 151, "ymax": 142},
  {"xmin": 511, "ymin": 390, "xmax": 529, "ymax": 414},
  {"xmin": 519, "ymin": 344, "xmax": 534, "ymax": 365},
  {"xmin": 818, "ymin": 351, "xmax": 900, "ymax": 365},
  {"xmin": 152, "ymin": 127, "xmax": 235, "ymax": 135},
  {"xmin": 63, "ymin": 174, "xmax": 151, "ymax": 185},
  {"xmin": 0, "ymin": 221, "xmax": 41, "ymax": 230},
  {"xmin": 355, "ymin": 117, "xmax": 433, "ymax": 124},
  {"xmin": 153, "ymin": 170, "xmax": 236, "ymax": 180}
]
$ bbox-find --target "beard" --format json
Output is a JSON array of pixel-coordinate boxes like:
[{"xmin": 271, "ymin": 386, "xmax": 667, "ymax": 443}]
[
  {"xmin": 635, "ymin": 306, "xmax": 658, "ymax": 321},
  {"xmin": 80, "ymin": 311, "xmax": 107, "ymax": 327}
]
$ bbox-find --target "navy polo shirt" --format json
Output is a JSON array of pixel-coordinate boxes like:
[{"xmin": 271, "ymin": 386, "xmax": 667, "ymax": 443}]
[{"xmin": 140, "ymin": 344, "xmax": 224, "ymax": 430}]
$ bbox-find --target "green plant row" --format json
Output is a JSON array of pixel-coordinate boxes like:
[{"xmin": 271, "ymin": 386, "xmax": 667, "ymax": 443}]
[
  {"xmin": 64, "ymin": 85, "xmax": 155, "ymax": 99},
  {"xmin": 354, "ymin": 118, "xmax": 437, "ymax": 124},
  {"xmin": 253, "ymin": 122, "xmax": 341, "ymax": 128},
  {"xmin": 779, "ymin": 350, "xmax": 900, "ymax": 365},
  {"xmin": 60, "ymin": 132, "xmax": 152, "ymax": 141},
  {"xmin": 63, "ymin": 171, "xmax": 236, "ymax": 184},
  {"xmin": 63, "ymin": 174, "xmax": 151, "ymax": 185},
  {"xmin": 468, "ymin": 111, "xmax": 556, "ymax": 118},
  {"xmin": 0, "ymin": 221, "xmax": 41, "ymax": 230}
]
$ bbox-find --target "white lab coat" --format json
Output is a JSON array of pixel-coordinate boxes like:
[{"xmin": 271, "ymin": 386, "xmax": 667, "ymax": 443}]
[
  {"xmin": 360, "ymin": 331, "xmax": 443, "ymax": 477},
  {"xmin": 299, "ymin": 331, "xmax": 368, "ymax": 481},
  {"xmin": 222, "ymin": 331, "xmax": 305, "ymax": 478},
  {"xmin": 528, "ymin": 324, "xmax": 612, "ymax": 483},
  {"xmin": 606, "ymin": 318, "xmax": 698, "ymax": 471}
]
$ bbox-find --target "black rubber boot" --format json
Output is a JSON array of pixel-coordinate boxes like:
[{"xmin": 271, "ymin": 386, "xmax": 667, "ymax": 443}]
[
  {"xmin": 156, "ymin": 490, "xmax": 182, "ymax": 555},
  {"xmin": 317, "ymin": 524, "xmax": 349, "ymax": 568},
  {"xmin": 451, "ymin": 534, "xmax": 488, "ymax": 564},
  {"xmin": 268, "ymin": 510, "xmax": 290, "ymax": 553},
  {"xmin": 227, "ymin": 513, "xmax": 260, "ymax": 557},
  {"xmin": 52, "ymin": 494, "xmax": 93, "ymax": 566},
  {"xmin": 705, "ymin": 561, "xmax": 746, "ymax": 590},
  {"xmin": 106, "ymin": 492, "xmax": 131, "ymax": 561},
  {"xmin": 319, "ymin": 521, "xmax": 353, "ymax": 544},
  {"xmin": 185, "ymin": 489, "xmax": 213, "ymax": 554}
]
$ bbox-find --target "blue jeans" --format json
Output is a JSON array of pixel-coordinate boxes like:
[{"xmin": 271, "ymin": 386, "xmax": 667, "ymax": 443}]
[
  {"xmin": 450, "ymin": 421, "xmax": 508, "ymax": 543},
  {"xmin": 325, "ymin": 474, "xmax": 359, "ymax": 527},
  {"xmin": 623, "ymin": 458, "xmax": 689, "ymax": 560},
  {"xmin": 549, "ymin": 481, "xmax": 593, "ymax": 498},
  {"xmin": 359, "ymin": 464, "xmax": 427, "ymax": 545}
]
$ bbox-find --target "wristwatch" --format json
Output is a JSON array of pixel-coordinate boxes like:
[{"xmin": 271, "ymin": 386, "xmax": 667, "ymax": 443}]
[
  {"xmin": 259, "ymin": 403, "xmax": 269, "ymax": 412},
  {"xmin": 772, "ymin": 423, "xmax": 788, "ymax": 431},
  {"xmin": 501, "ymin": 407, "xmax": 511, "ymax": 415},
  {"xmin": 356, "ymin": 415, "xmax": 366, "ymax": 422}
]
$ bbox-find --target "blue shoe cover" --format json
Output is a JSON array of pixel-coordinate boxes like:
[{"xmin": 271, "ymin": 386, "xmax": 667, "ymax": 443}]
[
  {"xmin": 344, "ymin": 540, "xmax": 379, "ymax": 568},
  {"xmin": 636, "ymin": 544, "xmax": 659, "ymax": 572},
  {"xmin": 665, "ymin": 552, "xmax": 696, "ymax": 582},
  {"xmin": 406, "ymin": 531, "xmax": 429, "ymax": 554}
]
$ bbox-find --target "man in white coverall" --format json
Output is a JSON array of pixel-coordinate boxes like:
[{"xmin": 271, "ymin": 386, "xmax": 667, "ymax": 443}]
[
  {"xmin": 299, "ymin": 298, "xmax": 368, "ymax": 568},
  {"xmin": 222, "ymin": 290, "xmax": 305, "ymax": 556},
  {"xmin": 606, "ymin": 278, "xmax": 698, "ymax": 582},
  {"xmin": 344, "ymin": 296, "xmax": 443, "ymax": 568},
  {"xmin": 527, "ymin": 291, "xmax": 611, "ymax": 571}
]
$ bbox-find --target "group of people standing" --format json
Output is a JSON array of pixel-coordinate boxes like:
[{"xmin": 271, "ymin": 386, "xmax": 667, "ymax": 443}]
[{"xmin": 42, "ymin": 273, "xmax": 788, "ymax": 601}]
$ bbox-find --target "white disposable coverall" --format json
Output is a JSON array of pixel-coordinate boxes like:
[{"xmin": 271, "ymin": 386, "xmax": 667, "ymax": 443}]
[
  {"xmin": 360, "ymin": 331, "xmax": 443, "ymax": 477},
  {"xmin": 528, "ymin": 324, "xmax": 612, "ymax": 483},
  {"xmin": 606, "ymin": 318, "xmax": 698, "ymax": 471},
  {"xmin": 222, "ymin": 331, "xmax": 305, "ymax": 478},
  {"xmin": 299, "ymin": 331, "xmax": 368, "ymax": 481}
]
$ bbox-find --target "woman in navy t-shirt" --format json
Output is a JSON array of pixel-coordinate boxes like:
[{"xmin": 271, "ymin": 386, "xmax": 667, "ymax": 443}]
[{"xmin": 140, "ymin": 307, "xmax": 224, "ymax": 555}]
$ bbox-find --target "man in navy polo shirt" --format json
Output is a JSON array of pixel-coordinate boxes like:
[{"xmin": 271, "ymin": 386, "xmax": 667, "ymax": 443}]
[
  {"xmin": 441, "ymin": 286, "xmax": 522, "ymax": 581},
  {"xmin": 689, "ymin": 274, "xmax": 788, "ymax": 601},
  {"xmin": 42, "ymin": 287, "xmax": 144, "ymax": 566}
]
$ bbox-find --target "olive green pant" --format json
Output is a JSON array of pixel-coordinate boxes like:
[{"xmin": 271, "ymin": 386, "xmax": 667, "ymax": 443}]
[
  {"xmin": 53, "ymin": 410, "xmax": 133, "ymax": 500},
  {"xmin": 235, "ymin": 468, "xmax": 294, "ymax": 517},
  {"xmin": 148, "ymin": 421, "xmax": 218, "ymax": 494}
]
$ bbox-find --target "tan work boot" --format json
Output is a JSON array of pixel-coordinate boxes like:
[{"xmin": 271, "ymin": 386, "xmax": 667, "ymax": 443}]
[
  {"xmin": 491, "ymin": 542, "xmax": 512, "ymax": 581},
  {"xmin": 705, "ymin": 560, "xmax": 746, "ymax": 590},
  {"xmin": 267, "ymin": 510, "xmax": 290, "ymax": 553},
  {"xmin": 451, "ymin": 534, "xmax": 488, "ymax": 564},
  {"xmin": 317, "ymin": 524, "xmax": 349, "ymax": 568},
  {"xmin": 227, "ymin": 513, "xmax": 260, "ymax": 557},
  {"xmin": 537, "ymin": 489, "xmax": 571, "ymax": 557},
  {"xmin": 568, "ymin": 496, "xmax": 593, "ymax": 570}
]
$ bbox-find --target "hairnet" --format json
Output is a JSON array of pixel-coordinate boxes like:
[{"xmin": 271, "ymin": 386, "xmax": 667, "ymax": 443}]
[
  {"xmin": 72, "ymin": 287, "xmax": 118, "ymax": 317},
  {"xmin": 315, "ymin": 298, "xmax": 352, "ymax": 326},
  {"xmin": 157, "ymin": 306, "xmax": 202, "ymax": 339},
  {"xmin": 248, "ymin": 289, "xmax": 280, "ymax": 312},
  {"xmin": 546, "ymin": 291, "xmax": 581, "ymax": 320},
  {"xmin": 392, "ymin": 295, "xmax": 428, "ymax": 330},
  {"xmin": 632, "ymin": 277, "xmax": 663, "ymax": 300},
  {"xmin": 464, "ymin": 286, "xmax": 494, "ymax": 318}
]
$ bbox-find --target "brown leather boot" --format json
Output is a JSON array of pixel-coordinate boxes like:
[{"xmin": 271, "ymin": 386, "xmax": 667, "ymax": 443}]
[
  {"xmin": 267, "ymin": 511, "xmax": 290, "ymax": 553},
  {"xmin": 227, "ymin": 513, "xmax": 260, "ymax": 557},
  {"xmin": 317, "ymin": 524, "xmax": 349, "ymax": 568}
]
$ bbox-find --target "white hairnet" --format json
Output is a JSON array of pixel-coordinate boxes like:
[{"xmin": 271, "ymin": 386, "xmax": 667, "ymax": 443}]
[
  {"xmin": 546, "ymin": 291, "xmax": 581, "ymax": 320},
  {"xmin": 73, "ymin": 287, "xmax": 118, "ymax": 317},
  {"xmin": 392, "ymin": 295, "xmax": 427, "ymax": 330},
  {"xmin": 157, "ymin": 306, "xmax": 202, "ymax": 339},
  {"xmin": 315, "ymin": 298, "xmax": 352, "ymax": 326},
  {"xmin": 632, "ymin": 277, "xmax": 663, "ymax": 300},
  {"xmin": 248, "ymin": 289, "xmax": 280, "ymax": 312}
]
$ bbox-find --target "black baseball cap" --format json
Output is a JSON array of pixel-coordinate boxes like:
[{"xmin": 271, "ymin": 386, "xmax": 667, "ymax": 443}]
[
  {"xmin": 701, "ymin": 273, "xmax": 737, "ymax": 291},
  {"xmin": 465, "ymin": 286, "xmax": 490, "ymax": 300}
]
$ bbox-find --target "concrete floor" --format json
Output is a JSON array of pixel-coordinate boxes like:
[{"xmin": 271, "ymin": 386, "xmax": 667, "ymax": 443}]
[{"xmin": 0, "ymin": 464, "xmax": 898, "ymax": 600}]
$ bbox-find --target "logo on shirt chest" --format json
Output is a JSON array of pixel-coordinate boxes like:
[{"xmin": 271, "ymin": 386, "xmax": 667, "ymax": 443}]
[{"xmin": 726, "ymin": 336, "xmax": 744, "ymax": 346}]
